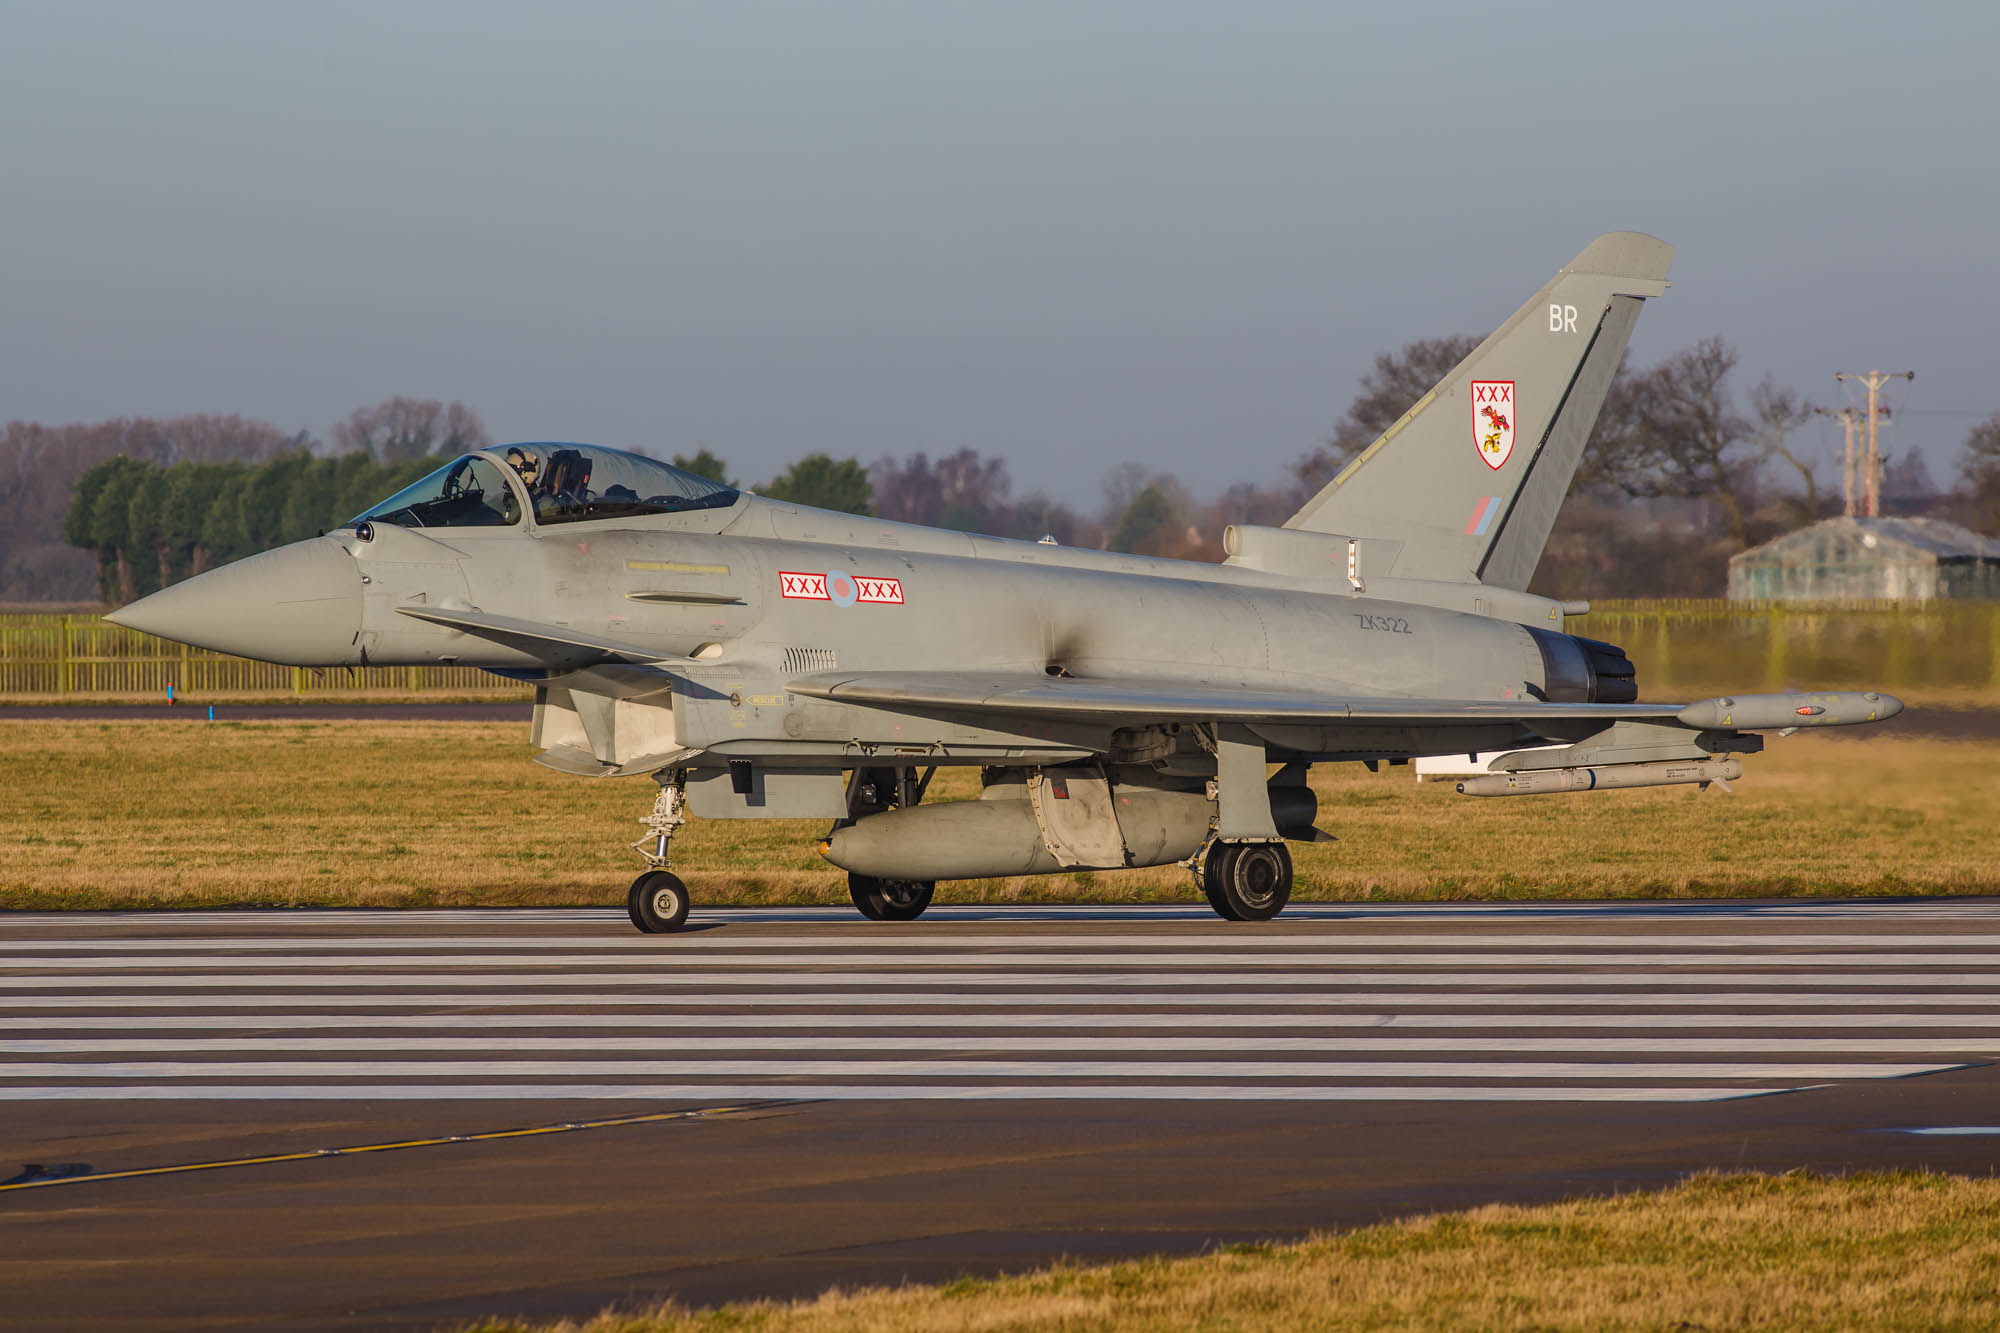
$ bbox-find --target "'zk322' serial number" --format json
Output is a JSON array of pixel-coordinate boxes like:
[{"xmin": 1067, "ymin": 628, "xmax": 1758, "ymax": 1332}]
[{"xmin": 1353, "ymin": 614, "xmax": 1413, "ymax": 635}]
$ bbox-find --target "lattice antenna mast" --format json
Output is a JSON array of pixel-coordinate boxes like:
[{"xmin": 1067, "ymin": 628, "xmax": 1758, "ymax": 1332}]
[{"xmin": 1834, "ymin": 370, "xmax": 1915, "ymax": 517}]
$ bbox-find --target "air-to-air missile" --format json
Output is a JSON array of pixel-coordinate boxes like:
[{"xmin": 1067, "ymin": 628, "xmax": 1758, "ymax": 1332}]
[
  {"xmin": 1457, "ymin": 758, "xmax": 1744, "ymax": 797},
  {"xmin": 107, "ymin": 233, "xmax": 1903, "ymax": 932}
]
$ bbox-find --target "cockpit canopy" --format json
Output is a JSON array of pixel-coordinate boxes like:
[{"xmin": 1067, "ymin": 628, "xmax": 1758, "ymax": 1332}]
[{"xmin": 348, "ymin": 443, "xmax": 740, "ymax": 529}]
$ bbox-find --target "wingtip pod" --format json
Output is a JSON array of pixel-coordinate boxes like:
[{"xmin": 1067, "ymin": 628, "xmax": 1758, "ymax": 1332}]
[
  {"xmin": 1676, "ymin": 691, "xmax": 1905, "ymax": 731},
  {"xmin": 1566, "ymin": 231, "xmax": 1675, "ymax": 289}
]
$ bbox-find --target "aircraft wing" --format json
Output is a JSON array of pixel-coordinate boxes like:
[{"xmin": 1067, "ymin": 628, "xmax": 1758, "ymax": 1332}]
[
  {"xmin": 788, "ymin": 670, "xmax": 1901, "ymax": 734},
  {"xmin": 787, "ymin": 670, "xmax": 1681, "ymax": 728}
]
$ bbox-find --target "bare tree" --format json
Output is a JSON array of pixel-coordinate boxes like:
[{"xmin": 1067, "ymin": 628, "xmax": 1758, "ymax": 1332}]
[
  {"xmin": 1107, "ymin": 472, "xmax": 1197, "ymax": 556},
  {"xmin": 1617, "ymin": 336, "xmax": 1759, "ymax": 546},
  {"xmin": 158, "ymin": 414, "xmax": 299, "ymax": 463},
  {"xmin": 3, "ymin": 414, "xmax": 302, "ymax": 602},
  {"xmin": 1097, "ymin": 461, "xmax": 1154, "ymax": 532},
  {"xmin": 1958, "ymin": 413, "xmax": 2000, "ymax": 535},
  {"xmin": 1293, "ymin": 334, "xmax": 1481, "ymax": 494},
  {"xmin": 1881, "ymin": 450, "xmax": 1940, "ymax": 514},
  {"xmin": 872, "ymin": 449, "xmax": 1015, "ymax": 532},
  {"xmin": 1748, "ymin": 376, "xmax": 1821, "ymax": 522},
  {"xmin": 1006, "ymin": 493, "xmax": 1098, "ymax": 547},
  {"xmin": 1570, "ymin": 359, "xmax": 1656, "ymax": 497},
  {"xmin": 332, "ymin": 398, "xmax": 490, "ymax": 462}
]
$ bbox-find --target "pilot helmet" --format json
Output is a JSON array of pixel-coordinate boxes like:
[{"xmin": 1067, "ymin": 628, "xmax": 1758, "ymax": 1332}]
[{"xmin": 505, "ymin": 447, "xmax": 540, "ymax": 484}]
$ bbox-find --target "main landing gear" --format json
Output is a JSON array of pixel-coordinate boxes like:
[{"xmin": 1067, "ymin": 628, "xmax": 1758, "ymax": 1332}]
[
  {"xmin": 839, "ymin": 765, "xmax": 937, "ymax": 923},
  {"xmin": 847, "ymin": 873, "xmax": 935, "ymax": 922},
  {"xmin": 1199, "ymin": 839, "xmax": 1293, "ymax": 922},
  {"xmin": 628, "ymin": 776, "xmax": 692, "ymax": 934}
]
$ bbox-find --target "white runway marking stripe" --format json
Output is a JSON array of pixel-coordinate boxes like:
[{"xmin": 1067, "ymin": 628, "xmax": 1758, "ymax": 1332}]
[
  {"xmin": 9, "ymin": 991, "xmax": 2000, "ymax": 1010},
  {"xmin": 0, "ymin": 1083, "xmax": 1781, "ymax": 1103},
  {"xmin": 0, "ymin": 1059, "xmax": 1953, "ymax": 1080},
  {"xmin": 6, "ymin": 906, "xmax": 1995, "ymax": 1103},
  {"xmin": 12, "ymin": 1010, "xmax": 2000, "ymax": 1031},
  {"xmin": 7, "ymin": 1036, "xmax": 1995, "ymax": 1056},
  {"xmin": 5, "ymin": 971, "xmax": 1996, "ymax": 989},
  {"xmin": 15, "ymin": 951, "xmax": 2000, "ymax": 970}
]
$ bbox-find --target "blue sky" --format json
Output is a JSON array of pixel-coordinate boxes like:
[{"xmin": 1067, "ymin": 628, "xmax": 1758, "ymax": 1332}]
[{"xmin": 1, "ymin": 1, "xmax": 1992, "ymax": 495}]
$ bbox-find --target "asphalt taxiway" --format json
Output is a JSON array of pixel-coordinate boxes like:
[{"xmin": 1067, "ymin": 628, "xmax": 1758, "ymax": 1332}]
[{"xmin": 4, "ymin": 901, "xmax": 2000, "ymax": 1330}]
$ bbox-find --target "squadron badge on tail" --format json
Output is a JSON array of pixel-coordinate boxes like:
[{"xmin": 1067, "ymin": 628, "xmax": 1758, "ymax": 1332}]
[{"xmin": 1472, "ymin": 380, "xmax": 1515, "ymax": 469}]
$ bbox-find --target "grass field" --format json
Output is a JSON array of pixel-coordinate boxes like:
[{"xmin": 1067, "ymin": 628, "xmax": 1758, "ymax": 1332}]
[
  {"xmin": 458, "ymin": 1172, "xmax": 2000, "ymax": 1332},
  {"xmin": 0, "ymin": 718, "xmax": 1992, "ymax": 908}
]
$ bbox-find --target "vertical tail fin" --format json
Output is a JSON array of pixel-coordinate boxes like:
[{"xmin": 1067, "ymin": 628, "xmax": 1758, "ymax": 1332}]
[{"xmin": 1286, "ymin": 232, "xmax": 1674, "ymax": 590}]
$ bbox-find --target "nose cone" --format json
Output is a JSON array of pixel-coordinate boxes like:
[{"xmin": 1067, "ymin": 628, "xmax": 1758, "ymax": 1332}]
[{"xmin": 106, "ymin": 538, "xmax": 363, "ymax": 666}]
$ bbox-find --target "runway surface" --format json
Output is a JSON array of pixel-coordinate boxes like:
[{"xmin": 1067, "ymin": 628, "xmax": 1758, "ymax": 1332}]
[{"xmin": 5, "ymin": 901, "xmax": 2000, "ymax": 1329}]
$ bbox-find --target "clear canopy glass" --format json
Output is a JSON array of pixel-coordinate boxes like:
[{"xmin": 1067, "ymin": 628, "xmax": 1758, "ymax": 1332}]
[
  {"xmin": 350, "ymin": 455, "xmax": 521, "ymax": 529},
  {"xmin": 495, "ymin": 443, "xmax": 739, "ymax": 525},
  {"xmin": 349, "ymin": 444, "xmax": 740, "ymax": 530}
]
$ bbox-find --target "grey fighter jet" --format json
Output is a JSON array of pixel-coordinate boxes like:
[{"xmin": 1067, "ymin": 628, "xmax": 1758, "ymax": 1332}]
[{"xmin": 109, "ymin": 233, "xmax": 1900, "ymax": 932}]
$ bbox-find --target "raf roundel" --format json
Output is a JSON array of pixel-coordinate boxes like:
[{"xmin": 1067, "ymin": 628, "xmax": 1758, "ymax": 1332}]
[
  {"xmin": 826, "ymin": 569, "xmax": 859, "ymax": 608},
  {"xmin": 1471, "ymin": 379, "xmax": 1516, "ymax": 470}
]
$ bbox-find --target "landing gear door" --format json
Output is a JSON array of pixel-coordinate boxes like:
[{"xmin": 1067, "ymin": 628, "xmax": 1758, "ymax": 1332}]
[{"xmin": 1029, "ymin": 768, "xmax": 1128, "ymax": 868}]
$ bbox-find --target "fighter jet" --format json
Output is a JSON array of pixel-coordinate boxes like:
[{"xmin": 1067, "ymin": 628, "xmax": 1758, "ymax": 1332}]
[{"xmin": 109, "ymin": 232, "xmax": 1900, "ymax": 932}]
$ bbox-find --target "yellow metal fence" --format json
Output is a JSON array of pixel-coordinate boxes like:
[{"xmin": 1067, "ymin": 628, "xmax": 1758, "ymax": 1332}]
[
  {"xmin": 0, "ymin": 614, "xmax": 529, "ymax": 698},
  {"xmin": 1571, "ymin": 599, "xmax": 2000, "ymax": 695}
]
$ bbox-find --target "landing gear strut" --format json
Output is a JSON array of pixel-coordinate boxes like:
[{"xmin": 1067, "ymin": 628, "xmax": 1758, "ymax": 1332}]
[
  {"xmin": 1200, "ymin": 840, "xmax": 1292, "ymax": 922},
  {"xmin": 836, "ymin": 765, "xmax": 937, "ymax": 923},
  {"xmin": 847, "ymin": 873, "xmax": 935, "ymax": 922},
  {"xmin": 627, "ymin": 774, "xmax": 692, "ymax": 934}
]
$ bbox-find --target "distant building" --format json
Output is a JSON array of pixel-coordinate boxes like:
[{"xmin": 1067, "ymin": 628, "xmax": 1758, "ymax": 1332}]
[{"xmin": 1727, "ymin": 516, "xmax": 2000, "ymax": 603}]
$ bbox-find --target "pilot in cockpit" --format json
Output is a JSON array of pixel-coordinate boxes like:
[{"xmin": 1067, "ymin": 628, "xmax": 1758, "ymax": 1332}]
[{"xmin": 504, "ymin": 447, "xmax": 541, "ymax": 493}]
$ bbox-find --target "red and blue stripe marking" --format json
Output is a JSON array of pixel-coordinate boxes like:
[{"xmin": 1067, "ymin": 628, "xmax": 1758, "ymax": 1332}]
[{"xmin": 1464, "ymin": 495, "xmax": 1502, "ymax": 536}]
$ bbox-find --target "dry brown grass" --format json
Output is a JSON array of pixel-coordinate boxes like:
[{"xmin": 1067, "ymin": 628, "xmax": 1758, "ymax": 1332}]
[
  {"xmin": 460, "ymin": 1171, "xmax": 2000, "ymax": 1332},
  {"xmin": 0, "ymin": 718, "xmax": 1993, "ymax": 909}
]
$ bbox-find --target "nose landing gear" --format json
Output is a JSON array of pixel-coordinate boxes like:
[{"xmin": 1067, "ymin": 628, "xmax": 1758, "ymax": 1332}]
[{"xmin": 627, "ymin": 775, "xmax": 692, "ymax": 934}]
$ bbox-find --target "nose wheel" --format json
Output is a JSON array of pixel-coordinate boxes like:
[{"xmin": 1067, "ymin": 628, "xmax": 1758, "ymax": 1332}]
[{"xmin": 628, "ymin": 870, "xmax": 691, "ymax": 933}]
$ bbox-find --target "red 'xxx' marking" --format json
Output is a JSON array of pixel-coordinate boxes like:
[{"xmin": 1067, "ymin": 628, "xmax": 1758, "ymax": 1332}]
[
  {"xmin": 779, "ymin": 572, "xmax": 829, "ymax": 599},
  {"xmin": 855, "ymin": 577, "xmax": 904, "ymax": 604}
]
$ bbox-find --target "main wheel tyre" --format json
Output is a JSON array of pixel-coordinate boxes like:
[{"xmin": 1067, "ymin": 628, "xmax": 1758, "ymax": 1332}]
[
  {"xmin": 1205, "ymin": 841, "xmax": 1292, "ymax": 922},
  {"xmin": 628, "ymin": 870, "xmax": 691, "ymax": 933},
  {"xmin": 1199, "ymin": 842, "xmax": 1239, "ymax": 918},
  {"xmin": 848, "ymin": 874, "xmax": 935, "ymax": 922}
]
